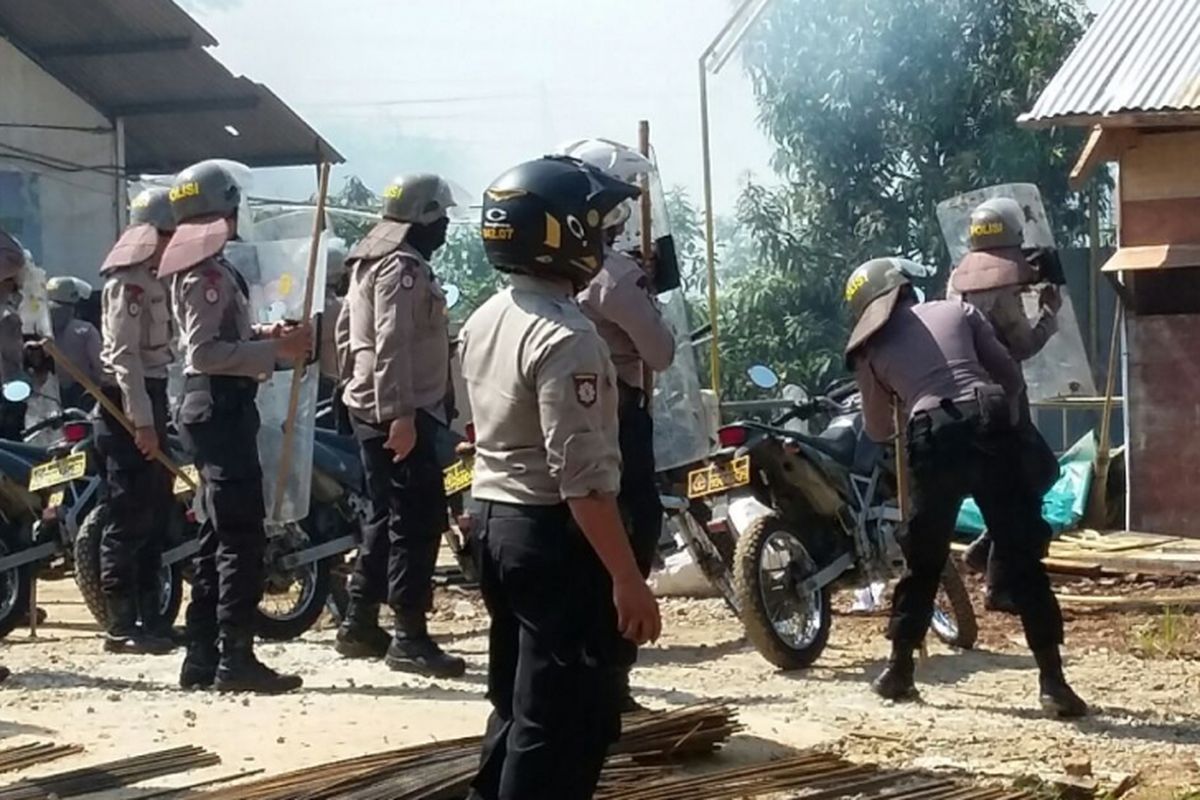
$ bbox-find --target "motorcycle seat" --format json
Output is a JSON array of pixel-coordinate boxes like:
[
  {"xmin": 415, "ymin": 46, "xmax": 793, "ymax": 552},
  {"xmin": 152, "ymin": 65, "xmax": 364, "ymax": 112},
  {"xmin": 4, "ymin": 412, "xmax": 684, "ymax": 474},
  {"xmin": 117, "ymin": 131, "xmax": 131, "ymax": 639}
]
[
  {"xmin": 0, "ymin": 440, "xmax": 51, "ymax": 465},
  {"xmin": 315, "ymin": 428, "xmax": 358, "ymax": 455},
  {"xmin": 786, "ymin": 425, "xmax": 857, "ymax": 467},
  {"xmin": 313, "ymin": 438, "xmax": 362, "ymax": 488}
]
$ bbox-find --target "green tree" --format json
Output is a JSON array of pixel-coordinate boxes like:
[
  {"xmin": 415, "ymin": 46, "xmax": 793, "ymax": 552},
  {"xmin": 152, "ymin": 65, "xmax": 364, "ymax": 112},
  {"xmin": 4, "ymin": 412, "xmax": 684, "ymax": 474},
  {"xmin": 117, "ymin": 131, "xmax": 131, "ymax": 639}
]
[
  {"xmin": 437, "ymin": 222, "xmax": 503, "ymax": 324},
  {"xmin": 717, "ymin": 0, "xmax": 1096, "ymax": 398}
]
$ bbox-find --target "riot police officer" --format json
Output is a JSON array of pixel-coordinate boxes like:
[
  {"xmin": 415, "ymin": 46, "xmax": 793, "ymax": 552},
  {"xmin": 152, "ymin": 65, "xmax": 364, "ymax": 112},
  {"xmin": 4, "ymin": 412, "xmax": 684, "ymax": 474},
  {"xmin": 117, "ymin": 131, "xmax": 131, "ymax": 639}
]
[
  {"xmin": 948, "ymin": 198, "xmax": 1062, "ymax": 610},
  {"xmin": 462, "ymin": 156, "xmax": 662, "ymax": 800},
  {"xmin": 333, "ymin": 174, "xmax": 465, "ymax": 678},
  {"xmin": 845, "ymin": 258, "xmax": 1086, "ymax": 718},
  {"xmin": 0, "ymin": 230, "xmax": 28, "ymax": 440},
  {"xmin": 158, "ymin": 161, "xmax": 311, "ymax": 694},
  {"xmin": 576, "ymin": 175, "xmax": 674, "ymax": 713},
  {"xmin": 47, "ymin": 276, "xmax": 102, "ymax": 409},
  {"xmin": 95, "ymin": 187, "xmax": 179, "ymax": 655}
]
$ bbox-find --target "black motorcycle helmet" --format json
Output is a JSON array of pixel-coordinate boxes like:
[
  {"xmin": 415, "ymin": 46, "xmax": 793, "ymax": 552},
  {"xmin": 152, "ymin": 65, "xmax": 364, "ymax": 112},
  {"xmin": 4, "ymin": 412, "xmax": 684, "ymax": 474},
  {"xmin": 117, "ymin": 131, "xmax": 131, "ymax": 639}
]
[{"xmin": 480, "ymin": 156, "xmax": 640, "ymax": 289}]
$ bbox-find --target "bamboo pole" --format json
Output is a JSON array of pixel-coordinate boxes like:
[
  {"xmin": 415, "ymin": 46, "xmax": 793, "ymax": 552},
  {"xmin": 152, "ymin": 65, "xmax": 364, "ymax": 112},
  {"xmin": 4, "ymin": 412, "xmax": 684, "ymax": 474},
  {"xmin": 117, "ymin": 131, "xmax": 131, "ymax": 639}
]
[
  {"xmin": 1086, "ymin": 301, "xmax": 1124, "ymax": 528},
  {"xmin": 40, "ymin": 339, "xmax": 194, "ymax": 489},
  {"xmin": 638, "ymin": 120, "xmax": 657, "ymax": 402},
  {"xmin": 271, "ymin": 162, "xmax": 331, "ymax": 521}
]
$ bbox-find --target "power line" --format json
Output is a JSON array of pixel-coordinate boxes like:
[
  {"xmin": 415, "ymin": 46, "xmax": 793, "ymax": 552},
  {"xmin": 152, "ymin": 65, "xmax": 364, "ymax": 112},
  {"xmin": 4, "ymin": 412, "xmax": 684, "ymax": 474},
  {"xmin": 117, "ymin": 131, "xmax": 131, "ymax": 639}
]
[{"xmin": 0, "ymin": 122, "xmax": 113, "ymax": 133}]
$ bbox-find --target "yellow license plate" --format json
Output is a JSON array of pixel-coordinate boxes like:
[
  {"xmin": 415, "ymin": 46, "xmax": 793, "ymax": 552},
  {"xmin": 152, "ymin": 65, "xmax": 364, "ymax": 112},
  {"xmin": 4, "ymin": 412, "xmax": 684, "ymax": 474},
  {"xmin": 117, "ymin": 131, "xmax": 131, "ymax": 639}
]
[
  {"xmin": 173, "ymin": 464, "xmax": 200, "ymax": 496},
  {"xmin": 687, "ymin": 455, "xmax": 751, "ymax": 499},
  {"xmin": 443, "ymin": 458, "xmax": 474, "ymax": 496},
  {"xmin": 47, "ymin": 489, "xmax": 65, "ymax": 508},
  {"xmin": 29, "ymin": 452, "xmax": 87, "ymax": 492}
]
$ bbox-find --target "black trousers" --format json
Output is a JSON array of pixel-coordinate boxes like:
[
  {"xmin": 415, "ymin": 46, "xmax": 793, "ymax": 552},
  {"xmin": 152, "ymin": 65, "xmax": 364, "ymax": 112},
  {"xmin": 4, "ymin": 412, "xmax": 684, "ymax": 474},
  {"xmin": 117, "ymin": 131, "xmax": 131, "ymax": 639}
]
[
  {"xmin": 470, "ymin": 501, "xmax": 621, "ymax": 800},
  {"xmin": 615, "ymin": 392, "xmax": 661, "ymax": 672},
  {"xmin": 348, "ymin": 412, "xmax": 446, "ymax": 615},
  {"xmin": 178, "ymin": 378, "xmax": 266, "ymax": 644},
  {"xmin": 890, "ymin": 412, "xmax": 1063, "ymax": 651},
  {"xmin": 97, "ymin": 381, "xmax": 172, "ymax": 600}
]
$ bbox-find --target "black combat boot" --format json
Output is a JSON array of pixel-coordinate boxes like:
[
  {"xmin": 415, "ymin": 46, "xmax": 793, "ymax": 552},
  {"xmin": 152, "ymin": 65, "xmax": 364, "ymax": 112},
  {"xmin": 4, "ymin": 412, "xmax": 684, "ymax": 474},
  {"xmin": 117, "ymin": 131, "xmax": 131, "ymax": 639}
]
[
  {"xmin": 214, "ymin": 629, "xmax": 303, "ymax": 695},
  {"xmin": 0, "ymin": 665, "xmax": 10, "ymax": 684},
  {"xmin": 385, "ymin": 612, "xmax": 466, "ymax": 678},
  {"xmin": 179, "ymin": 638, "xmax": 219, "ymax": 690},
  {"xmin": 139, "ymin": 586, "xmax": 185, "ymax": 645},
  {"xmin": 104, "ymin": 595, "xmax": 175, "ymax": 655},
  {"xmin": 872, "ymin": 644, "xmax": 919, "ymax": 701},
  {"xmin": 334, "ymin": 602, "xmax": 391, "ymax": 659},
  {"xmin": 1033, "ymin": 646, "xmax": 1088, "ymax": 718},
  {"xmin": 962, "ymin": 532, "xmax": 992, "ymax": 575}
]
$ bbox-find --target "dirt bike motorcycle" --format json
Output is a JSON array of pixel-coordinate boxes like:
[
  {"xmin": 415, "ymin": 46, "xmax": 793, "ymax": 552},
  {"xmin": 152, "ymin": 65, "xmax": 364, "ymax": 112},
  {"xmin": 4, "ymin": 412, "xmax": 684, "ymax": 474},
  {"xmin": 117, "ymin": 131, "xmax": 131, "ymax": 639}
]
[{"xmin": 688, "ymin": 366, "xmax": 977, "ymax": 670}]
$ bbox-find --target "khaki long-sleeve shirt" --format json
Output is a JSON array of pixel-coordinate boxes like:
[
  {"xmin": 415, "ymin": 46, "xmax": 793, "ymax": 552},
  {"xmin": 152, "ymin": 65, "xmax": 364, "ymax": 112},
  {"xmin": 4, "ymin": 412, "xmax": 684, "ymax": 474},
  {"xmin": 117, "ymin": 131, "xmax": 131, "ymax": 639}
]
[
  {"xmin": 100, "ymin": 262, "xmax": 173, "ymax": 428},
  {"xmin": 577, "ymin": 248, "xmax": 674, "ymax": 390},
  {"xmin": 171, "ymin": 256, "xmax": 276, "ymax": 381},
  {"xmin": 461, "ymin": 274, "xmax": 621, "ymax": 505},
  {"xmin": 336, "ymin": 244, "xmax": 450, "ymax": 425},
  {"xmin": 946, "ymin": 284, "xmax": 1057, "ymax": 362},
  {"xmin": 853, "ymin": 299, "xmax": 1024, "ymax": 442}
]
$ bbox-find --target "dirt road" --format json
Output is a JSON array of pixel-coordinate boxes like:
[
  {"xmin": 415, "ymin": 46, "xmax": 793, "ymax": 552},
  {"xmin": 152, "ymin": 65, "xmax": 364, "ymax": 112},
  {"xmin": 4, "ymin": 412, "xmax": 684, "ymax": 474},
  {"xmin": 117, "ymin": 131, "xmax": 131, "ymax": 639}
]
[{"xmin": 2, "ymin": 578, "xmax": 1198, "ymax": 798}]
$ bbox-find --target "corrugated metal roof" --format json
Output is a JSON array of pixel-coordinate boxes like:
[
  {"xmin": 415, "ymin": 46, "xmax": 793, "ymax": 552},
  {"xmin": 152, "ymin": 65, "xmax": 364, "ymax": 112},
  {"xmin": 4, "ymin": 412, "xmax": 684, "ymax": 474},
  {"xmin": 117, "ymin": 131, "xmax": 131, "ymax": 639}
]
[
  {"xmin": 1021, "ymin": 0, "xmax": 1200, "ymax": 128},
  {"xmin": 0, "ymin": 0, "xmax": 342, "ymax": 171}
]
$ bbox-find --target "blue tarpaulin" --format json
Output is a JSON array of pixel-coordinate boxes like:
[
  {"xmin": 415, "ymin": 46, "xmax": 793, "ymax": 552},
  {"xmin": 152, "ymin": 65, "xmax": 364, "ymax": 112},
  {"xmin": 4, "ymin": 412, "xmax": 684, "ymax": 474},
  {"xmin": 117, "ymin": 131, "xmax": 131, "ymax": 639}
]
[{"xmin": 956, "ymin": 433, "xmax": 1095, "ymax": 537}]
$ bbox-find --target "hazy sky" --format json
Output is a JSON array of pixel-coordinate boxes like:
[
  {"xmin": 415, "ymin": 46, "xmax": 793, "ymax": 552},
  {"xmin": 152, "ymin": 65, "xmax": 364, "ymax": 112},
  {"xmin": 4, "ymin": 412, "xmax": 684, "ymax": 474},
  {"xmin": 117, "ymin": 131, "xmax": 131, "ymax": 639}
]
[
  {"xmin": 181, "ymin": 0, "xmax": 776, "ymax": 212},
  {"xmin": 180, "ymin": 0, "xmax": 1111, "ymax": 210}
]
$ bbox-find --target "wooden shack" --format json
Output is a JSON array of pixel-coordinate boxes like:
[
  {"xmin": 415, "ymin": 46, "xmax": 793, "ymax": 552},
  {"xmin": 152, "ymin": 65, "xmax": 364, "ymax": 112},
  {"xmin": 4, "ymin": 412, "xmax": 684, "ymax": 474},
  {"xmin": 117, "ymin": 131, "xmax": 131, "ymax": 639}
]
[{"xmin": 1020, "ymin": 0, "xmax": 1200, "ymax": 536}]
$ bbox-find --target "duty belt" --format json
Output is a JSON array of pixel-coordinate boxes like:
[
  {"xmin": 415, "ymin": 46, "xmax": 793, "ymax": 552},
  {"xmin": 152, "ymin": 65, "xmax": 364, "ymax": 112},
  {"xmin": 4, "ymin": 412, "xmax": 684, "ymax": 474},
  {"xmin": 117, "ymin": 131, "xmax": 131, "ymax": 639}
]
[
  {"xmin": 184, "ymin": 374, "xmax": 257, "ymax": 398},
  {"xmin": 909, "ymin": 398, "xmax": 979, "ymax": 437}
]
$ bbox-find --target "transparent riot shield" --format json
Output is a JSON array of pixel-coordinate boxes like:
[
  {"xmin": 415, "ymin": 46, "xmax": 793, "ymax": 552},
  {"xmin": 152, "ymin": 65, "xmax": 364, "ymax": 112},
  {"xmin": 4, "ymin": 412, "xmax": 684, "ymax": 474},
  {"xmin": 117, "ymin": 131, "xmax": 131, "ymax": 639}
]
[
  {"xmin": 652, "ymin": 290, "xmax": 712, "ymax": 470},
  {"xmin": 227, "ymin": 225, "xmax": 327, "ymax": 524},
  {"xmin": 936, "ymin": 184, "xmax": 1097, "ymax": 401}
]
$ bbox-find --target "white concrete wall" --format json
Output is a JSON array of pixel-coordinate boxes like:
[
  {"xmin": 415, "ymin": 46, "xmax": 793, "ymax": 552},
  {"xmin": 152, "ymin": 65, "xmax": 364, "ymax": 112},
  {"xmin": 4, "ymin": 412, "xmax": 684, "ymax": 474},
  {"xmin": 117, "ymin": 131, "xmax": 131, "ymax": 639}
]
[{"xmin": 0, "ymin": 36, "xmax": 119, "ymax": 284}]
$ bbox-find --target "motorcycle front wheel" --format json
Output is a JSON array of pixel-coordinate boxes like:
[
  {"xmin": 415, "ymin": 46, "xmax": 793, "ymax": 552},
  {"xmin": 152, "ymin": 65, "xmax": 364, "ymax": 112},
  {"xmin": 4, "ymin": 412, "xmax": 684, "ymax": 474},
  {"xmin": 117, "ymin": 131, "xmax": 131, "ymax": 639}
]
[
  {"xmin": 733, "ymin": 514, "xmax": 832, "ymax": 670},
  {"xmin": 255, "ymin": 521, "xmax": 332, "ymax": 641}
]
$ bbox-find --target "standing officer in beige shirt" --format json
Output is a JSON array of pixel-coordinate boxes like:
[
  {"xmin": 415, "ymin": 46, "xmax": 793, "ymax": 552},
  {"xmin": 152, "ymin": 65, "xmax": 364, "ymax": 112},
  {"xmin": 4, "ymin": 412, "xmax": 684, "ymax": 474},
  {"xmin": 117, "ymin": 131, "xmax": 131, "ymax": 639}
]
[
  {"xmin": 333, "ymin": 174, "xmax": 465, "ymax": 678},
  {"xmin": 95, "ymin": 187, "xmax": 179, "ymax": 656},
  {"xmin": 462, "ymin": 156, "xmax": 661, "ymax": 800}
]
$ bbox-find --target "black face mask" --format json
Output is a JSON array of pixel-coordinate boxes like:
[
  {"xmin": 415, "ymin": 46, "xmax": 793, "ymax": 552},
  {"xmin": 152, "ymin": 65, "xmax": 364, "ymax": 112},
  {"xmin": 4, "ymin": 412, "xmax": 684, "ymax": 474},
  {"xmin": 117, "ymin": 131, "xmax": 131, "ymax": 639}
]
[{"xmin": 407, "ymin": 217, "xmax": 450, "ymax": 260}]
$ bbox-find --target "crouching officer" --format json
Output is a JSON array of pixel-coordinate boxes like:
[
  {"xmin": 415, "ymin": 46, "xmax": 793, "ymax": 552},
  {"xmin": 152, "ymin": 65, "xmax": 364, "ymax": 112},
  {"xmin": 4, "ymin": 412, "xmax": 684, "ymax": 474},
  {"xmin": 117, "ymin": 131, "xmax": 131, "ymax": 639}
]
[
  {"xmin": 845, "ymin": 258, "xmax": 1086, "ymax": 718},
  {"xmin": 333, "ymin": 174, "xmax": 465, "ymax": 678},
  {"xmin": 95, "ymin": 188, "xmax": 179, "ymax": 655},
  {"xmin": 577, "ymin": 197, "xmax": 674, "ymax": 713},
  {"xmin": 462, "ymin": 156, "xmax": 662, "ymax": 800},
  {"xmin": 159, "ymin": 161, "xmax": 311, "ymax": 694},
  {"xmin": 0, "ymin": 230, "xmax": 28, "ymax": 440},
  {"xmin": 949, "ymin": 198, "xmax": 1062, "ymax": 610}
]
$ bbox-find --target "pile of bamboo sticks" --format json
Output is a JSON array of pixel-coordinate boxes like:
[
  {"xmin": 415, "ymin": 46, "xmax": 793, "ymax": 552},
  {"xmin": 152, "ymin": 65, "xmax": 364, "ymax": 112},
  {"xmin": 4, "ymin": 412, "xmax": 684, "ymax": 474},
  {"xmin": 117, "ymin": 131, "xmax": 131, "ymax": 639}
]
[
  {"xmin": 200, "ymin": 705, "xmax": 740, "ymax": 800},
  {"xmin": 0, "ymin": 745, "xmax": 219, "ymax": 800},
  {"xmin": 0, "ymin": 743, "xmax": 82, "ymax": 776}
]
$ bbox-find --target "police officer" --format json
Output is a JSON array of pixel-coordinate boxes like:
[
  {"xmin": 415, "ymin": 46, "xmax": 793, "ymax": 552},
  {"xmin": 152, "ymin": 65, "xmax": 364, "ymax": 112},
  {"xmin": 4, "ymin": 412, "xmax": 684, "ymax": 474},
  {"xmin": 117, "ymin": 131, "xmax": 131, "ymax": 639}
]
[
  {"xmin": 158, "ymin": 161, "xmax": 311, "ymax": 694},
  {"xmin": 947, "ymin": 198, "xmax": 1061, "ymax": 610},
  {"xmin": 333, "ymin": 174, "xmax": 465, "ymax": 678},
  {"xmin": 576, "ymin": 188, "xmax": 674, "ymax": 713},
  {"xmin": 47, "ymin": 276, "xmax": 103, "ymax": 409},
  {"xmin": 0, "ymin": 231, "xmax": 28, "ymax": 440},
  {"xmin": 462, "ymin": 156, "xmax": 662, "ymax": 800},
  {"xmin": 95, "ymin": 187, "xmax": 179, "ymax": 655},
  {"xmin": 845, "ymin": 258, "xmax": 1086, "ymax": 718}
]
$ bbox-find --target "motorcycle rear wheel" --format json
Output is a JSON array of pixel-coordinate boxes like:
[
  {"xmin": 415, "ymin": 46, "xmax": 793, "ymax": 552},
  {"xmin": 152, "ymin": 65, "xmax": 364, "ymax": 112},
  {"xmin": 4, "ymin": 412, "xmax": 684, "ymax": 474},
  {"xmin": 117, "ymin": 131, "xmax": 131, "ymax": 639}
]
[
  {"xmin": 0, "ymin": 522, "xmax": 31, "ymax": 639},
  {"xmin": 734, "ymin": 514, "xmax": 831, "ymax": 670},
  {"xmin": 930, "ymin": 560, "xmax": 978, "ymax": 650}
]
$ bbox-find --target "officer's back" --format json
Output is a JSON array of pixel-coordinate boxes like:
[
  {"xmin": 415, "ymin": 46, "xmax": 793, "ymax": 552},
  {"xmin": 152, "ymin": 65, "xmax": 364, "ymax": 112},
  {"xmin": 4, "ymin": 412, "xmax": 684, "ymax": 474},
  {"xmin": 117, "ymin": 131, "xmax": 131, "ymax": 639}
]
[{"xmin": 854, "ymin": 298, "xmax": 1024, "ymax": 441}]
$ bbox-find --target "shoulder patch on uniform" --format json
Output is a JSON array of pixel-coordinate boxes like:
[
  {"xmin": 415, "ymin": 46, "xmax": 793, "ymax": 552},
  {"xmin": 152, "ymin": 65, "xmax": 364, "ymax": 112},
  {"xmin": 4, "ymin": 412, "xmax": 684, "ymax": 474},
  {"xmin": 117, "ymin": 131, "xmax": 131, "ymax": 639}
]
[
  {"xmin": 573, "ymin": 373, "xmax": 599, "ymax": 407},
  {"xmin": 124, "ymin": 284, "xmax": 144, "ymax": 317},
  {"xmin": 204, "ymin": 285, "xmax": 220, "ymax": 304},
  {"xmin": 400, "ymin": 273, "xmax": 415, "ymax": 290}
]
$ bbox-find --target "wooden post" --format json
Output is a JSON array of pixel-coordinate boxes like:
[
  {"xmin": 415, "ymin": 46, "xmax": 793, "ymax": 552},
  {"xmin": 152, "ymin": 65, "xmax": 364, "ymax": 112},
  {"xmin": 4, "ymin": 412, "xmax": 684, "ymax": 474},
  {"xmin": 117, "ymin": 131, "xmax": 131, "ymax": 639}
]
[
  {"xmin": 271, "ymin": 162, "xmax": 331, "ymax": 521},
  {"xmin": 892, "ymin": 398, "xmax": 909, "ymax": 521},
  {"xmin": 638, "ymin": 120, "xmax": 657, "ymax": 403},
  {"xmin": 1087, "ymin": 302, "xmax": 1124, "ymax": 528},
  {"xmin": 40, "ymin": 339, "xmax": 194, "ymax": 489}
]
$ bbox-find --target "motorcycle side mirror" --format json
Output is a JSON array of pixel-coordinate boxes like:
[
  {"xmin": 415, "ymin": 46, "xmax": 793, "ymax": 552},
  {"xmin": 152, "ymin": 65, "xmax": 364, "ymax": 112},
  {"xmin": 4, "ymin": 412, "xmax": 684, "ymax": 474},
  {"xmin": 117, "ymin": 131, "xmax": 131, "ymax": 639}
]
[
  {"xmin": 443, "ymin": 284, "xmax": 462, "ymax": 310},
  {"xmin": 747, "ymin": 364, "xmax": 780, "ymax": 390},
  {"xmin": 2, "ymin": 378, "xmax": 31, "ymax": 403}
]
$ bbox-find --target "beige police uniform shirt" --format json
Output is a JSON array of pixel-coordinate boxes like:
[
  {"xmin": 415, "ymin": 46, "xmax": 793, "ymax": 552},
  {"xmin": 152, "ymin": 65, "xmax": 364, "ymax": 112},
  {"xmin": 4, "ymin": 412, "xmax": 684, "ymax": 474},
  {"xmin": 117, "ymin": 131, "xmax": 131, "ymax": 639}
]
[
  {"xmin": 171, "ymin": 256, "xmax": 276, "ymax": 380},
  {"xmin": 335, "ymin": 243, "xmax": 450, "ymax": 425},
  {"xmin": 461, "ymin": 274, "xmax": 621, "ymax": 505},
  {"xmin": 946, "ymin": 284, "xmax": 1057, "ymax": 363},
  {"xmin": 100, "ymin": 261, "xmax": 173, "ymax": 428},
  {"xmin": 577, "ymin": 247, "xmax": 675, "ymax": 390}
]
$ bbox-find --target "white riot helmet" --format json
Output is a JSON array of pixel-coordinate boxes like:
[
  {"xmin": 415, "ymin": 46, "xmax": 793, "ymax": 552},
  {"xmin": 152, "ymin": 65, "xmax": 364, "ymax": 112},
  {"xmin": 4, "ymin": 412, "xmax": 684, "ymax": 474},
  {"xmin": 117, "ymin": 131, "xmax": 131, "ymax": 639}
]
[{"xmin": 556, "ymin": 138, "xmax": 652, "ymax": 230}]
